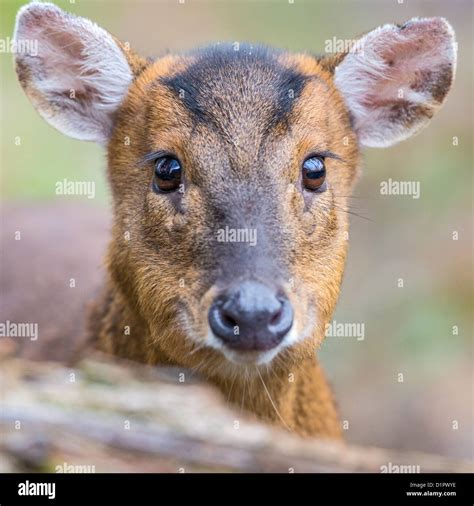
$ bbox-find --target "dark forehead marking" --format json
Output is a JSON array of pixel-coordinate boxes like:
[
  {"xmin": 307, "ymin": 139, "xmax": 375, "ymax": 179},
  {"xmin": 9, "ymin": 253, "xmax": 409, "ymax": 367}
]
[{"xmin": 160, "ymin": 44, "xmax": 310, "ymax": 130}]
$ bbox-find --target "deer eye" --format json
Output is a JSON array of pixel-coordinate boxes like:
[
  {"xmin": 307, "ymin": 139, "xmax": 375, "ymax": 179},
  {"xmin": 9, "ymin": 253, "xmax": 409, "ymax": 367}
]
[
  {"xmin": 302, "ymin": 156, "xmax": 326, "ymax": 191},
  {"xmin": 152, "ymin": 157, "xmax": 182, "ymax": 193}
]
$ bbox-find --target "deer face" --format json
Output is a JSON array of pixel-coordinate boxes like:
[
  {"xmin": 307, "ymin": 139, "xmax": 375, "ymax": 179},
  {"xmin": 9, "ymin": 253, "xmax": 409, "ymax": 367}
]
[
  {"xmin": 106, "ymin": 47, "xmax": 360, "ymax": 370},
  {"xmin": 14, "ymin": 3, "xmax": 456, "ymax": 374}
]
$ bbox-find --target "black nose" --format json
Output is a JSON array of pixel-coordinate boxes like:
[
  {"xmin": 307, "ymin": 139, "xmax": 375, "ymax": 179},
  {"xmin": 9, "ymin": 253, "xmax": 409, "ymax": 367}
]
[{"xmin": 208, "ymin": 280, "xmax": 294, "ymax": 352}]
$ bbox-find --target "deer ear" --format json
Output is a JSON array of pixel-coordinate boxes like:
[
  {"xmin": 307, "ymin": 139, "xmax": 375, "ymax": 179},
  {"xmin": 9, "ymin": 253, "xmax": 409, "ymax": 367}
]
[
  {"xmin": 334, "ymin": 17, "xmax": 457, "ymax": 148},
  {"xmin": 13, "ymin": 2, "xmax": 134, "ymax": 143}
]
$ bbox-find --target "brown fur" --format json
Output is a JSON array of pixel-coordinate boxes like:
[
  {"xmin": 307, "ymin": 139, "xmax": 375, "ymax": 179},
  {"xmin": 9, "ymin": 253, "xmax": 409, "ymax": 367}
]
[
  {"xmin": 12, "ymin": 6, "xmax": 456, "ymax": 440},
  {"xmin": 81, "ymin": 47, "xmax": 362, "ymax": 440}
]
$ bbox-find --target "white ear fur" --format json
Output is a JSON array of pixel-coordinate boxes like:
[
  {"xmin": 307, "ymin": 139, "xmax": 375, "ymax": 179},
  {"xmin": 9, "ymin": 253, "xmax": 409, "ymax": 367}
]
[
  {"xmin": 13, "ymin": 2, "xmax": 133, "ymax": 143},
  {"xmin": 334, "ymin": 17, "xmax": 457, "ymax": 148}
]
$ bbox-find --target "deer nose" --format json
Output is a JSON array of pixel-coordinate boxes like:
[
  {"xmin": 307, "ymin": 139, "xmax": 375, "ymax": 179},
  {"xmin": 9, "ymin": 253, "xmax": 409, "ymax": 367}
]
[{"xmin": 208, "ymin": 280, "xmax": 294, "ymax": 352}]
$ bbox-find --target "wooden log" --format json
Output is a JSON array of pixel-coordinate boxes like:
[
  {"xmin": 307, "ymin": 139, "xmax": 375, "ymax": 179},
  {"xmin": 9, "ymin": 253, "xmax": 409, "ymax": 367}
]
[{"xmin": 0, "ymin": 355, "xmax": 472, "ymax": 473}]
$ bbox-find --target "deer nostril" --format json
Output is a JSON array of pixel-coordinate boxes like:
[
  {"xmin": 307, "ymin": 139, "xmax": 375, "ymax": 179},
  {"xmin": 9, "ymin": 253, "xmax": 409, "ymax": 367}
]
[
  {"xmin": 269, "ymin": 306, "xmax": 283, "ymax": 326},
  {"xmin": 208, "ymin": 281, "xmax": 294, "ymax": 352},
  {"xmin": 221, "ymin": 313, "xmax": 237, "ymax": 329}
]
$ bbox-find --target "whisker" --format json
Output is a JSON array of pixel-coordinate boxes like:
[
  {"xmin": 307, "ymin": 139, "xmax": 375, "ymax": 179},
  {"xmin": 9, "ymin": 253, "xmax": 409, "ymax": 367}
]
[
  {"xmin": 331, "ymin": 194, "xmax": 372, "ymax": 200},
  {"xmin": 188, "ymin": 341, "xmax": 206, "ymax": 356},
  {"xmin": 189, "ymin": 355, "xmax": 208, "ymax": 375},
  {"xmin": 226, "ymin": 370, "xmax": 238, "ymax": 406},
  {"xmin": 331, "ymin": 201, "xmax": 368, "ymax": 211},
  {"xmin": 255, "ymin": 366, "xmax": 293, "ymax": 433},
  {"xmin": 240, "ymin": 370, "xmax": 247, "ymax": 415},
  {"xmin": 331, "ymin": 202, "xmax": 374, "ymax": 222}
]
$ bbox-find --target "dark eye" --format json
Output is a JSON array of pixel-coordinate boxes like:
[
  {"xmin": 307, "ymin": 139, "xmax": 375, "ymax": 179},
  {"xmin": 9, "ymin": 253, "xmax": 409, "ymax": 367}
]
[
  {"xmin": 302, "ymin": 156, "xmax": 326, "ymax": 191},
  {"xmin": 152, "ymin": 157, "xmax": 182, "ymax": 193}
]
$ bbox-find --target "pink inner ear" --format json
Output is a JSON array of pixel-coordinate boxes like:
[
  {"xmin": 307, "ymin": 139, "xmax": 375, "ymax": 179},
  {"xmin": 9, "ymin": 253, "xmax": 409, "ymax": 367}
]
[
  {"xmin": 364, "ymin": 18, "xmax": 456, "ymax": 109},
  {"xmin": 18, "ymin": 8, "xmax": 92, "ymax": 95},
  {"xmin": 334, "ymin": 17, "xmax": 456, "ymax": 148},
  {"xmin": 13, "ymin": 2, "xmax": 133, "ymax": 142}
]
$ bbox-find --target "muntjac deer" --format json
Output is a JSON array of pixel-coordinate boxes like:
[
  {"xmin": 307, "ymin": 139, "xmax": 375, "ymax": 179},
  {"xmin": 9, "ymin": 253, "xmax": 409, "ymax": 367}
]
[{"xmin": 11, "ymin": 2, "xmax": 456, "ymax": 438}]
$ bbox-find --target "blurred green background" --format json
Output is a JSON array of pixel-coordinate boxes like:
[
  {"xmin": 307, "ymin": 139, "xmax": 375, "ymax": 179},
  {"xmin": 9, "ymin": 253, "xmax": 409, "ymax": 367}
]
[{"xmin": 1, "ymin": 0, "xmax": 472, "ymax": 458}]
